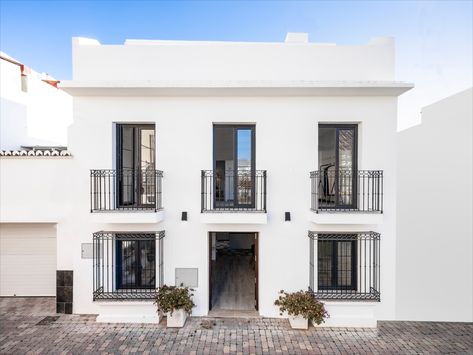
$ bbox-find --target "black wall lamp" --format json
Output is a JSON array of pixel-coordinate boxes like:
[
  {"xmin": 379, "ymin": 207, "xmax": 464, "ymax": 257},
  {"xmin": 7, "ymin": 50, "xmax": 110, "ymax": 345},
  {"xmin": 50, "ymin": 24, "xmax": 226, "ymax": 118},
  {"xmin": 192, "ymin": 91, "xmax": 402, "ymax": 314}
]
[
  {"xmin": 285, "ymin": 212, "xmax": 291, "ymax": 221},
  {"xmin": 181, "ymin": 212, "xmax": 188, "ymax": 221}
]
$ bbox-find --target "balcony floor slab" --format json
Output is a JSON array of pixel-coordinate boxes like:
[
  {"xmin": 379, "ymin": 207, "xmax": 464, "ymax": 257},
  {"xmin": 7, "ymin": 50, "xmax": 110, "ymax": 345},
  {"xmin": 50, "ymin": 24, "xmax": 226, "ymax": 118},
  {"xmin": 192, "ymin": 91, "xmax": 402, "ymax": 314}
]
[
  {"xmin": 201, "ymin": 212, "xmax": 267, "ymax": 224},
  {"xmin": 90, "ymin": 210, "xmax": 164, "ymax": 224},
  {"xmin": 309, "ymin": 211, "xmax": 383, "ymax": 225}
]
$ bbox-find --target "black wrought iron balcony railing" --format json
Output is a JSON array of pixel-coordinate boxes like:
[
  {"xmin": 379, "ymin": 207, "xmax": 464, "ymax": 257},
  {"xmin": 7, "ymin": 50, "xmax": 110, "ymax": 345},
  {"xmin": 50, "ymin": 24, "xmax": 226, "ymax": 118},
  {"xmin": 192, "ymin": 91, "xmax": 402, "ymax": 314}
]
[
  {"xmin": 93, "ymin": 231, "xmax": 164, "ymax": 301},
  {"xmin": 310, "ymin": 170, "xmax": 383, "ymax": 213},
  {"xmin": 201, "ymin": 170, "xmax": 267, "ymax": 212},
  {"xmin": 309, "ymin": 231, "xmax": 380, "ymax": 301},
  {"xmin": 90, "ymin": 169, "xmax": 163, "ymax": 212}
]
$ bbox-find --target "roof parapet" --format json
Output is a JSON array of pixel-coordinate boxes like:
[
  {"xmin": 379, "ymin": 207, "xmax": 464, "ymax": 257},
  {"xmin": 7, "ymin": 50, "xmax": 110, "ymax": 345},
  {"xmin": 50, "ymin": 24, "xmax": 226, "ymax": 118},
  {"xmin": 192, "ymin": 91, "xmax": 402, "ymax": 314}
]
[
  {"xmin": 73, "ymin": 37, "xmax": 101, "ymax": 46},
  {"xmin": 285, "ymin": 32, "xmax": 309, "ymax": 43}
]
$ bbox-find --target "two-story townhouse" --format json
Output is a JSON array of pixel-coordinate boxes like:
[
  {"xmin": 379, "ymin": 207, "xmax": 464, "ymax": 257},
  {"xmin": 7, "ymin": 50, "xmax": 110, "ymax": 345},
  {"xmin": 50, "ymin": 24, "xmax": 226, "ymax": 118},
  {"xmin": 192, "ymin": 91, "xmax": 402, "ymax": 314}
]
[
  {"xmin": 57, "ymin": 33, "xmax": 412, "ymax": 326},
  {"xmin": 2, "ymin": 33, "xmax": 414, "ymax": 327}
]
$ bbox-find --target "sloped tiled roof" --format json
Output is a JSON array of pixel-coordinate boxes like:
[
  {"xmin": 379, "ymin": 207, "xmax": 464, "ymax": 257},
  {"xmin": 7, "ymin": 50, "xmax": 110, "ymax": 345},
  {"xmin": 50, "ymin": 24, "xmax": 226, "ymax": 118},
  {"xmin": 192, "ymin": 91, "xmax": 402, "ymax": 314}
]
[{"xmin": 0, "ymin": 149, "xmax": 72, "ymax": 157}]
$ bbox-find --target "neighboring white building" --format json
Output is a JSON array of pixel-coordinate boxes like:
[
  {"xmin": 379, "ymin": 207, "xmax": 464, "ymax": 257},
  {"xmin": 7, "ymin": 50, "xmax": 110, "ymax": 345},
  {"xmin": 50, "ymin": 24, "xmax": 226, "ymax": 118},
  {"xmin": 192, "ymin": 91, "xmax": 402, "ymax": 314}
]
[
  {"xmin": 1, "ymin": 33, "xmax": 415, "ymax": 326},
  {"xmin": 397, "ymin": 88, "xmax": 473, "ymax": 322},
  {"xmin": 0, "ymin": 53, "xmax": 72, "ymax": 149},
  {"xmin": 0, "ymin": 53, "xmax": 73, "ymax": 301}
]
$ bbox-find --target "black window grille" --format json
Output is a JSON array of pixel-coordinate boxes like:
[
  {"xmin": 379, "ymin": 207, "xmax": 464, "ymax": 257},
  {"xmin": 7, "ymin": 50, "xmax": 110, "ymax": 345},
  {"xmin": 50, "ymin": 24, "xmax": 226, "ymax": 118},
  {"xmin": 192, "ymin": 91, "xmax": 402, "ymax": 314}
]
[
  {"xmin": 93, "ymin": 231, "xmax": 164, "ymax": 301},
  {"xmin": 309, "ymin": 231, "xmax": 380, "ymax": 301}
]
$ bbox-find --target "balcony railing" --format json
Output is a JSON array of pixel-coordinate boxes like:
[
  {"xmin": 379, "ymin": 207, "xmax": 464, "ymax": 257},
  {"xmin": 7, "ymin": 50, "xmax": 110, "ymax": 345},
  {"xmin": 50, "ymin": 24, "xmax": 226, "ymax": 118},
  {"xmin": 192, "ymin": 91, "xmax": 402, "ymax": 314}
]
[
  {"xmin": 201, "ymin": 170, "xmax": 267, "ymax": 212},
  {"xmin": 93, "ymin": 231, "xmax": 164, "ymax": 301},
  {"xmin": 309, "ymin": 231, "xmax": 380, "ymax": 301},
  {"xmin": 310, "ymin": 170, "xmax": 383, "ymax": 213},
  {"xmin": 90, "ymin": 169, "xmax": 163, "ymax": 212}
]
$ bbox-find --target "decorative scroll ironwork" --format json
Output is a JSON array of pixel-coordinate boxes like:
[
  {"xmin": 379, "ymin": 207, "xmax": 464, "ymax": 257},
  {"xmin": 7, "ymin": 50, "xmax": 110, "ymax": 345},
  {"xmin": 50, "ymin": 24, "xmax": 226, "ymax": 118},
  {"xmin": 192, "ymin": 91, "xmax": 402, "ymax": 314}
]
[
  {"xmin": 90, "ymin": 169, "xmax": 163, "ymax": 212},
  {"xmin": 308, "ymin": 231, "xmax": 380, "ymax": 301},
  {"xmin": 310, "ymin": 170, "xmax": 383, "ymax": 213},
  {"xmin": 93, "ymin": 231, "xmax": 164, "ymax": 301},
  {"xmin": 201, "ymin": 170, "xmax": 267, "ymax": 212}
]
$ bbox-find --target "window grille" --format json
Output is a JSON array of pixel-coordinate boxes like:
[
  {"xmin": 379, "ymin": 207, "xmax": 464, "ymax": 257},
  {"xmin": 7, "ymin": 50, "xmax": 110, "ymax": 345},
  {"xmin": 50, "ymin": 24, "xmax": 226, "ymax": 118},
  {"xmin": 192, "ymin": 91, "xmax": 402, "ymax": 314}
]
[
  {"xmin": 309, "ymin": 231, "xmax": 380, "ymax": 301},
  {"xmin": 93, "ymin": 231, "xmax": 164, "ymax": 301}
]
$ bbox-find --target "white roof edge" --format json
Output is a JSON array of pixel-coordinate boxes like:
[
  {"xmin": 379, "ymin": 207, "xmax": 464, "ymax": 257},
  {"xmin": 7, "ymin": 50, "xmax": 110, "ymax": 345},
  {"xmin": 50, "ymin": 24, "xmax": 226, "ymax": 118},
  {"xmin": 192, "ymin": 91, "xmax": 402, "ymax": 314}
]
[
  {"xmin": 122, "ymin": 37, "xmax": 391, "ymax": 46},
  {"xmin": 73, "ymin": 37, "xmax": 101, "ymax": 46},
  {"xmin": 60, "ymin": 80, "xmax": 413, "ymax": 89}
]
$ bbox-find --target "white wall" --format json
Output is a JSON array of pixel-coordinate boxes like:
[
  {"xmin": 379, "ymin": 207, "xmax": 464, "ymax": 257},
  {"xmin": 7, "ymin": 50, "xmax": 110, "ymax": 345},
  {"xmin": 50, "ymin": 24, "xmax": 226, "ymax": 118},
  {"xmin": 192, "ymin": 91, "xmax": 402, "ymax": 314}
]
[
  {"xmin": 71, "ymin": 37, "xmax": 395, "ymax": 82},
  {"xmin": 396, "ymin": 88, "xmax": 473, "ymax": 322},
  {"xmin": 0, "ymin": 57, "xmax": 72, "ymax": 150},
  {"xmin": 0, "ymin": 158, "xmax": 73, "ymax": 223}
]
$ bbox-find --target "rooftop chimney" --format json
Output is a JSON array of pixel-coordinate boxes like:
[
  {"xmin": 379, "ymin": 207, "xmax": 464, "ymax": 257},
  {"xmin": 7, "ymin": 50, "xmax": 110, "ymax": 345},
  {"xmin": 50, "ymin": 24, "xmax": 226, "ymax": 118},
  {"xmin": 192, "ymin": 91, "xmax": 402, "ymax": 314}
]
[{"xmin": 285, "ymin": 32, "xmax": 309, "ymax": 43}]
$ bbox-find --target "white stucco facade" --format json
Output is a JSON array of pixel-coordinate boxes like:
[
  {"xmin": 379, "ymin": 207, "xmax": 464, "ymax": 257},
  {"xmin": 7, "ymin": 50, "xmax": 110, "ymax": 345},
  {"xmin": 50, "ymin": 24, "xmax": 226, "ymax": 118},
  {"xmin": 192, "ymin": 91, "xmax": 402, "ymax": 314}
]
[
  {"xmin": 397, "ymin": 88, "xmax": 473, "ymax": 322},
  {"xmin": 2, "ymin": 34, "xmax": 419, "ymax": 326}
]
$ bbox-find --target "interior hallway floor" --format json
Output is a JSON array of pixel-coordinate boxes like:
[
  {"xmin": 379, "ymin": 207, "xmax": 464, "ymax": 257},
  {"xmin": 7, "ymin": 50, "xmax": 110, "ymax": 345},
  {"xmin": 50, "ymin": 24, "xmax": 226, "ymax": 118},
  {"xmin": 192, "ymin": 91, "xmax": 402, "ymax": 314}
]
[{"xmin": 210, "ymin": 252, "xmax": 255, "ymax": 312}]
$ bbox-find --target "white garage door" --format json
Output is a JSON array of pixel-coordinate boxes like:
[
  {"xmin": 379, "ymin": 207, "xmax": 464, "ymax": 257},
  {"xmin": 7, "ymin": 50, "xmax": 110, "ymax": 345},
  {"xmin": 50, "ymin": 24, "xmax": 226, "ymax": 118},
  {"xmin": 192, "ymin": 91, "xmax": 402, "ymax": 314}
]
[{"xmin": 0, "ymin": 223, "xmax": 56, "ymax": 296}]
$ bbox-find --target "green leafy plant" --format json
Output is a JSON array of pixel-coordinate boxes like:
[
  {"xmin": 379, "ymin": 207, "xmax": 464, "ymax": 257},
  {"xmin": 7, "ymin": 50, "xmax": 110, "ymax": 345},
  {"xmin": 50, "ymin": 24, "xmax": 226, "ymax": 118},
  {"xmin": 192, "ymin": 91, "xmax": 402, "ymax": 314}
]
[
  {"xmin": 274, "ymin": 290, "xmax": 329, "ymax": 325},
  {"xmin": 154, "ymin": 285, "xmax": 195, "ymax": 315}
]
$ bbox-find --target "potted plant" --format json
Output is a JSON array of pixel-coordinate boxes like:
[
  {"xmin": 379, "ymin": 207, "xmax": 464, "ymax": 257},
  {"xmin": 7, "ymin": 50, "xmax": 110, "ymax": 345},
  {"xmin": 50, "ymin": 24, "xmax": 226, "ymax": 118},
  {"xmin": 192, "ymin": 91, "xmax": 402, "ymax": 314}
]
[
  {"xmin": 155, "ymin": 285, "xmax": 195, "ymax": 328},
  {"xmin": 274, "ymin": 290, "xmax": 328, "ymax": 329}
]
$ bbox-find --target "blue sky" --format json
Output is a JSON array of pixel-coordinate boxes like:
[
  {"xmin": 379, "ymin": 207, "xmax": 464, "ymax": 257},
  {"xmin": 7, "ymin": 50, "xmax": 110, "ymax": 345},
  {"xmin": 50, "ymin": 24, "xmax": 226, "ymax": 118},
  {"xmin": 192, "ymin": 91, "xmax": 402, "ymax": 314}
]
[{"xmin": 1, "ymin": 0, "xmax": 472, "ymax": 129}]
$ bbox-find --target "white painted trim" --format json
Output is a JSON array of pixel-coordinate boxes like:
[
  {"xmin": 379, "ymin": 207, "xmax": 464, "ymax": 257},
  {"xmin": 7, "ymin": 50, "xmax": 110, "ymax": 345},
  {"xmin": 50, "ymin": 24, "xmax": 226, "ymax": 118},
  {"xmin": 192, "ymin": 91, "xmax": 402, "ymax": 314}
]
[
  {"xmin": 200, "ymin": 212, "xmax": 267, "ymax": 224},
  {"xmin": 90, "ymin": 210, "xmax": 165, "ymax": 224},
  {"xmin": 316, "ymin": 302, "xmax": 377, "ymax": 328},
  {"xmin": 95, "ymin": 301, "xmax": 160, "ymax": 324},
  {"xmin": 309, "ymin": 211, "xmax": 383, "ymax": 225}
]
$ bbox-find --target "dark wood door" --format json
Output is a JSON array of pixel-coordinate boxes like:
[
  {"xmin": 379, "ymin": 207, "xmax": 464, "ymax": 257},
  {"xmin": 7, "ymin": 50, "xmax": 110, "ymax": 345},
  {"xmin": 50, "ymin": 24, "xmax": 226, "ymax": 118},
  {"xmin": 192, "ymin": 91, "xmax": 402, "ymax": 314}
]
[
  {"xmin": 254, "ymin": 233, "xmax": 259, "ymax": 310},
  {"xmin": 208, "ymin": 233, "xmax": 214, "ymax": 310}
]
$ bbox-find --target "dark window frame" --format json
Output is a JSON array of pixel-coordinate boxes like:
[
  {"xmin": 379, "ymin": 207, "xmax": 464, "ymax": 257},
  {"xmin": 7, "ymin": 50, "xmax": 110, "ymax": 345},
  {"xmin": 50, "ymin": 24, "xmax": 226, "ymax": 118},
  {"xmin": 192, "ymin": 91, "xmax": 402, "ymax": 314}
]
[
  {"xmin": 317, "ymin": 238, "xmax": 358, "ymax": 291},
  {"xmin": 116, "ymin": 123, "xmax": 156, "ymax": 209},
  {"xmin": 212, "ymin": 124, "xmax": 256, "ymax": 209},
  {"xmin": 318, "ymin": 123, "xmax": 358, "ymax": 210},
  {"xmin": 115, "ymin": 235, "xmax": 156, "ymax": 290}
]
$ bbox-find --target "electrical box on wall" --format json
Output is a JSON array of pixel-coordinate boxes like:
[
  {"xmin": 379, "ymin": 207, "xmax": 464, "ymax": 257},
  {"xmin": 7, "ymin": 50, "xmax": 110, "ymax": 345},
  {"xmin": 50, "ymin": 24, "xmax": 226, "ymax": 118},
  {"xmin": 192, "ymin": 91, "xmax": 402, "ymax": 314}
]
[
  {"xmin": 175, "ymin": 268, "xmax": 198, "ymax": 287},
  {"xmin": 81, "ymin": 243, "xmax": 94, "ymax": 259}
]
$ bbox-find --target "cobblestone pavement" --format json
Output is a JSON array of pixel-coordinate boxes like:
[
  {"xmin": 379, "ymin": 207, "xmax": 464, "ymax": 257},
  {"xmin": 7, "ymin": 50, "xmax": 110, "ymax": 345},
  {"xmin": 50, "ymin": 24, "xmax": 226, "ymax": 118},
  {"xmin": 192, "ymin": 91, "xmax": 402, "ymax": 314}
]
[{"xmin": 0, "ymin": 298, "xmax": 472, "ymax": 354}]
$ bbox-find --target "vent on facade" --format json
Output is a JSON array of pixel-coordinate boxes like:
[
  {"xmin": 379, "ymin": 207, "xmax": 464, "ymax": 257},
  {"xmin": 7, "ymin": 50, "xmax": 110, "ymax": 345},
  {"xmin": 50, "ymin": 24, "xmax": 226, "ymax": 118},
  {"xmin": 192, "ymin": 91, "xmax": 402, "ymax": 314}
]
[{"xmin": 285, "ymin": 32, "xmax": 309, "ymax": 43}]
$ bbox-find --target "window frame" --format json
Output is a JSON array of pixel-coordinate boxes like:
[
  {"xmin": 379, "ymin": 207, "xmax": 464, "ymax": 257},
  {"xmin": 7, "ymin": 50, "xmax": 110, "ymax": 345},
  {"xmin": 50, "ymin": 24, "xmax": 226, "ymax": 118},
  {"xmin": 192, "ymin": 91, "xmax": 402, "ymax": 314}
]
[
  {"xmin": 115, "ymin": 235, "xmax": 156, "ymax": 290},
  {"xmin": 317, "ymin": 238, "xmax": 358, "ymax": 292}
]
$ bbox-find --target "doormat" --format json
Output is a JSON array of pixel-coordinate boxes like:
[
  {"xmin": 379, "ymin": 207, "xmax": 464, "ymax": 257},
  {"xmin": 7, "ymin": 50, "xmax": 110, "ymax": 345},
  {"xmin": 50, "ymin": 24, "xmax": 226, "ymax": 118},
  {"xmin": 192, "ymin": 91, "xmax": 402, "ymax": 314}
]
[{"xmin": 36, "ymin": 316, "xmax": 60, "ymax": 325}]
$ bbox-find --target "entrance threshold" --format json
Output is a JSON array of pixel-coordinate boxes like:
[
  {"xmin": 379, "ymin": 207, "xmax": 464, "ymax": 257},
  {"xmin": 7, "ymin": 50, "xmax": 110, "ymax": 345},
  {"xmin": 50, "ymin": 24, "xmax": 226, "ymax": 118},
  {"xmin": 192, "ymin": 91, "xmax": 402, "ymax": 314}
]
[{"xmin": 208, "ymin": 309, "xmax": 260, "ymax": 318}]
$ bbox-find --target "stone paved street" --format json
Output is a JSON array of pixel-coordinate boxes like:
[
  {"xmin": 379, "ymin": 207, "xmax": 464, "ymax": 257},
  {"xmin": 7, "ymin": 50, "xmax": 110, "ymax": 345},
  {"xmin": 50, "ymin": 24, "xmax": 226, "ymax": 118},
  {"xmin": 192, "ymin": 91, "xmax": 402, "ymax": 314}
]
[{"xmin": 0, "ymin": 298, "xmax": 472, "ymax": 354}]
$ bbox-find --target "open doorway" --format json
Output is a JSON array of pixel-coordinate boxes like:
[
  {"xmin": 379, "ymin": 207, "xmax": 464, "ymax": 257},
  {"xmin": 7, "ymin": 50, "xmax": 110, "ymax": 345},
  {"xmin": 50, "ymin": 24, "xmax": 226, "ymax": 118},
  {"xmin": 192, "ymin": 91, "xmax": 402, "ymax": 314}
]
[{"xmin": 209, "ymin": 232, "xmax": 258, "ymax": 315}]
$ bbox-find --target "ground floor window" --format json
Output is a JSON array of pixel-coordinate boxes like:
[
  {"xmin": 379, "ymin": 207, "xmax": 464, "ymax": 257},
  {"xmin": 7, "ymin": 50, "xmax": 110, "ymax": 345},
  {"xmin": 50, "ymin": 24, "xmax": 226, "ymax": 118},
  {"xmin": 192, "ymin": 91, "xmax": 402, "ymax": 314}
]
[
  {"xmin": 93, "ymin": 231, "xmax": 164, "ymax": 301},
  {"xmin": 309, "ymin": 231, "xmax": 380, "ymax": 301},
  {"xmin": 318, "ymin": 237, "xmax": 357, "ymax": 291},
  {"xmin": 116, "ymin": 238, "xmax": 156, "ymax": 289}
]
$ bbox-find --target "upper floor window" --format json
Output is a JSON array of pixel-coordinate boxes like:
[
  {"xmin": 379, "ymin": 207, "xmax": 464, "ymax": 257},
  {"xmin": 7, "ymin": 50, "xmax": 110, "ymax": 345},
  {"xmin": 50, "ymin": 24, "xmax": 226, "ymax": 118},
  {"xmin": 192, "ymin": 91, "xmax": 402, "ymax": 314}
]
[
  {"xmin": 116, "ymin": 124, "xmax": 156, "ymax": 208},
  {"xmin": 318, "ymin": 124, "xmax": 358, "ymax": 210}
]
